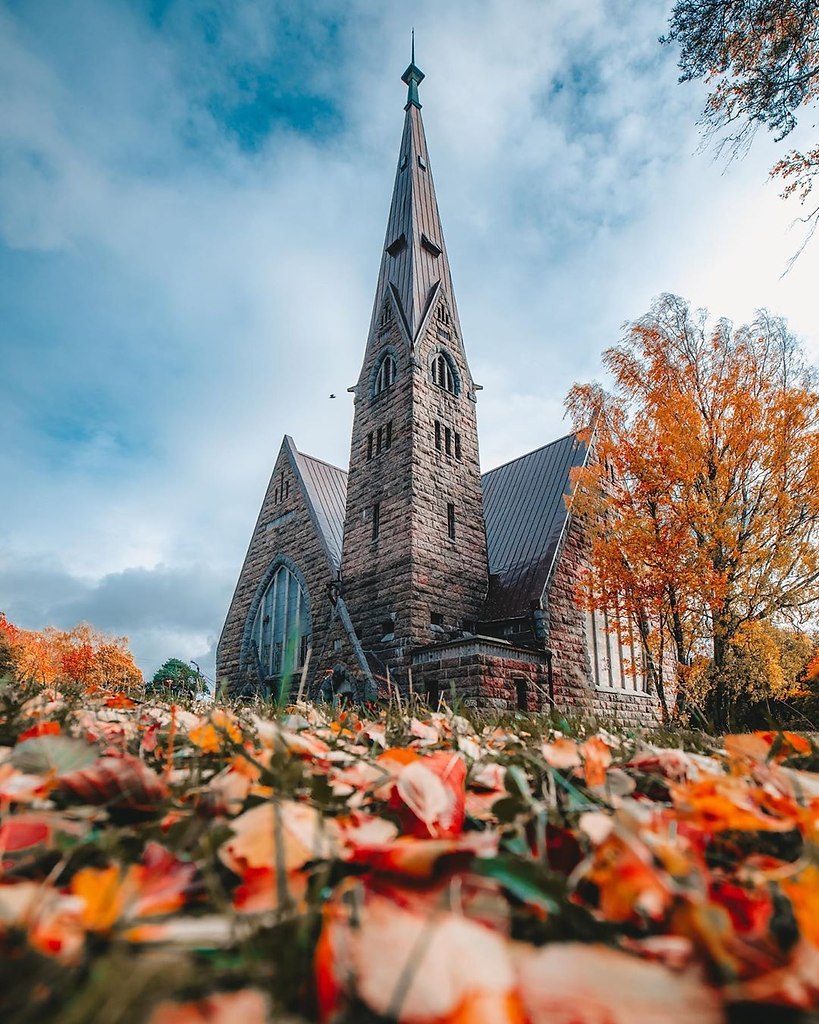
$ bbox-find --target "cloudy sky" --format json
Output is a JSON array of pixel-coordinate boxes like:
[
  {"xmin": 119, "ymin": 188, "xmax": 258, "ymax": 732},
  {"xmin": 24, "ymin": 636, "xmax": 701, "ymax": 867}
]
[{"xmin": 2, "ymin": 0, "xmax": 818, "ymax": 681}]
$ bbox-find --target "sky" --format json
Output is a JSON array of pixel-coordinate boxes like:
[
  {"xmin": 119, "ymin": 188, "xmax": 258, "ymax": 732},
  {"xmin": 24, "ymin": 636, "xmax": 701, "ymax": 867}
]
[{"xmin": 2, "ymin": 0, "xmax": 819, "ymax": 682}]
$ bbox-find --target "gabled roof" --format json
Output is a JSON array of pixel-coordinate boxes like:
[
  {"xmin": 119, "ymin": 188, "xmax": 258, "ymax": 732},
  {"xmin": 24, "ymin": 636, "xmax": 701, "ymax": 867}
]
[
  {"xmin": 480, "ymin": 432, "xmax": 589, "ymax": 620},
  {"xmin": 293, "ymin": 447, "xmax": 347, "ymax": 574}
]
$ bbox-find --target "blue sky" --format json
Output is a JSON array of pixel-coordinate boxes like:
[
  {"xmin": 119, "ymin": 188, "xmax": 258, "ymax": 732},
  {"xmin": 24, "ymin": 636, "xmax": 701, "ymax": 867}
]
[{"xmin": 2, "ymin": 0, "xmax": 818, "ymax": 680}]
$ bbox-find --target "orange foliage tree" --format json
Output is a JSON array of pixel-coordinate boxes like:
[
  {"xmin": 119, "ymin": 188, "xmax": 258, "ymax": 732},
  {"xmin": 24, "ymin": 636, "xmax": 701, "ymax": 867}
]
[
  {"xmin": 566, "ymin": 294, "xmax": 819, "ymax": 729},
  {"xmin": 664, "ymin": 1, "xmax": 819, "ymax": 254},
  {"xmin": 0, "ymin": 614, "xmax": 142, "ymax": 691}
]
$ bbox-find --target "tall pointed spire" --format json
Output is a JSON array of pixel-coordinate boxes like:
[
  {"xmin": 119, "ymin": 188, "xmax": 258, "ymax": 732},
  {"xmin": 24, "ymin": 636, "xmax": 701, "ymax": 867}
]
[{"xmin": 365, "ymin": 47, "xmax": 464, "ymax": 350}]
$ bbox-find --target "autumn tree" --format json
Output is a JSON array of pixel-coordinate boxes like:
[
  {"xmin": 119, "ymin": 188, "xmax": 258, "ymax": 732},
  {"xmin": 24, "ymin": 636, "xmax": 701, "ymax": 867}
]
[
  {"xmin": 0, "ymin": 615, "xmax": 142, "ymax": 691},
  {"xmin": 567, "ymin": 293, "xmax": 819, "ymax": 730},
  {"xmin": 663, "ymin": 1, "xmax": 819, "ymax": 249}
]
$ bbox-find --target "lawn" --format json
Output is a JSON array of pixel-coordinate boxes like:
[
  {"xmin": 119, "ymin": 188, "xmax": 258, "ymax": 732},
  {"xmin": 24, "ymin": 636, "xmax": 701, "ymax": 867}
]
[{"xmin": 1, "ymin": 679, "xmax": 818, "ymax": 1023}]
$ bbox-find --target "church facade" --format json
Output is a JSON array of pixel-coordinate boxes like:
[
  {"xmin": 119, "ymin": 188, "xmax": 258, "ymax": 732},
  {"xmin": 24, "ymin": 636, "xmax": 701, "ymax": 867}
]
[{"xmin": 217, "ymin": 57, "xmax": 662, "ymax": 725}]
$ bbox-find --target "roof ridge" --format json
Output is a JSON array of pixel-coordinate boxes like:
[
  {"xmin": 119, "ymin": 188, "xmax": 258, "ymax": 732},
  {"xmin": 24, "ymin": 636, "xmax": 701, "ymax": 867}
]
[
  {"xmin": 481, "ymin": 430, "xmax": 580, "ymax": 477},
  {"xmin": 295, "ymin": 449, "xmax": 348, "ymax": 475}
]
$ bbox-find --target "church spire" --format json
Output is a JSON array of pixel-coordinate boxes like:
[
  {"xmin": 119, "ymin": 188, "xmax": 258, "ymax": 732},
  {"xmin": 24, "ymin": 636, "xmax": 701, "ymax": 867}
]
[{"xmin": 366, "ymin": 46, "xmax": 465, "ymax": 352}]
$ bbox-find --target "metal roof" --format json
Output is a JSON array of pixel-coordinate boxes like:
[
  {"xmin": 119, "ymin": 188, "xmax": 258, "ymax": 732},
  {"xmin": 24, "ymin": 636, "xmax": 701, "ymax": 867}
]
[
  {"xmin": 294, "ymin": 449, "xmax": 347, "ymax": 573},
  {"xmin": 480, "ymin": 432, "xmax": 589, "ymax": 620}
]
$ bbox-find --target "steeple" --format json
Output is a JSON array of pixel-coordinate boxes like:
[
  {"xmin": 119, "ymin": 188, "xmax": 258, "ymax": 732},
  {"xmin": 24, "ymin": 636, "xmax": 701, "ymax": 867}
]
[
  {"xmin": 365, "ymin": 45, "xmax": 465, "ymax": 350},
  {"xmin": 341, "ymin": 54, "xmax": 489, "ymax": 666}
]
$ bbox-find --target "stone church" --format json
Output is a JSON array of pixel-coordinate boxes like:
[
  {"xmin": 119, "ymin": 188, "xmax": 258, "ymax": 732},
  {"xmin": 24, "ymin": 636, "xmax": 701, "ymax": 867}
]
[{"xmin": 217, "ymin": 55, "xmax": 661, "ymax": 724}]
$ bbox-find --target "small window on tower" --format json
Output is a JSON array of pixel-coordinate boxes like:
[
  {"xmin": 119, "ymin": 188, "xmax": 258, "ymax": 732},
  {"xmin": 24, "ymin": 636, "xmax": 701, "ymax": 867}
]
[
  {"xmin": 417, "ymin": 155, "xmax": 427, "ymax": 170},
  {"xmin": 367, "ymin": 433, "xmax": 373, "ymax": 460},
  {"xmin": 444, "ymin": 426, "xmax": 452, "ymax": 456},
  {"xmin": 385, "ymin": 421, "xmax": 392, "ymax": 450},
  {"xmin": 431, "ymin": 612, "xmax": 444, "ymax": 626},
  {"xmin": 421, "ymin": 233, "xmax": 442, "ymax": 257},
  {"xmin": 434, "ymin": 420, "xmax": 441, "ymax": 450},
  {"xmin": 372, "ymin": 502, "xmax": 381, "ymax": 542},
  {"xmin": 431, "ymin": 352, "xmax": 457, "ymax": 394},
  {"xmin": 386, "ymin": 234, "xmax": 407, "ymax": 258},
  {"xmin": 447, "ymin": 503, "xmax": 456, "ymax": 541},
  {"xmin": 374, "ymin": 353, "xmax": 397, "ymax": 396},
  {"xmin": 376, "ymin": 426, "xmax": 383, "ymax": 456},
  {"xmin": 374, "ymin": 354, "xmax": 397, "ymax": 397},
  {"xmin": 454, "ymin": 432, "xmax": 462, "ymax": 460}
]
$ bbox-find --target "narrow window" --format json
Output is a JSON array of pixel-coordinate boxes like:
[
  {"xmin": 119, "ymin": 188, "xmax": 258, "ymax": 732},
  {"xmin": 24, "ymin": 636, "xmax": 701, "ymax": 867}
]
[
  {"xmin": 376, "ymin": 426, "xmax": 383, "ymax": 455},
  {"xmin": 434, "ymin": 420, "xmax": 441, "ymax": 450},
  {"xmin": 367, "ymin": 433, "xmax": 373, "ymax": 460},
  {"xmin": 444, "ymin": 426, "xmax": 452, "ymax": 456},
  {"xmin": 447, "ymin": 503, "xmax": 456, "ymax": 540},
  {"xmin": 274, "ymin": 488, "xmax": 279, "ymax": 503},
  {"xmin": 372, "ymin": 502, "xmax": 380, "ymax": 541},
  {"xmin": 374, "ymin": 354, "xmax": 397, "ymax": 395},
  {"xmin": 515, "ymin": 678, "xmax": 528, "ymax": 711},
  {"xmin": 431, "ymin": 353, "xmax": 456, "ymax": 394},
  {"xmin": 285, "ymin": 480, "xmax": 290, "ymax": 499},
  {"xmin": 385, "ymin": 421, "xmax": 392, "ymax": 450},
  {"xmin": 454, "ymin": 432, "xmax": 462, "ymax": 460}
]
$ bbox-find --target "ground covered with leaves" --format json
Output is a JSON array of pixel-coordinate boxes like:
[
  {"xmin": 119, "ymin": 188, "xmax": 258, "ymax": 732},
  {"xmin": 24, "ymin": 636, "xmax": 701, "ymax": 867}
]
[{"xmin": 1, "ymin": 682, "xmax": 819, "ymax": 1023}]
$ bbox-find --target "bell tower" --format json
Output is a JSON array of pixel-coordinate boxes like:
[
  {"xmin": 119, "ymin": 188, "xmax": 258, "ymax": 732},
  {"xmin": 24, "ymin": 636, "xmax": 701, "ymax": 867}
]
[{"xmin": 340, "ymin": 47, "xmax": 489, "ymax": 666}]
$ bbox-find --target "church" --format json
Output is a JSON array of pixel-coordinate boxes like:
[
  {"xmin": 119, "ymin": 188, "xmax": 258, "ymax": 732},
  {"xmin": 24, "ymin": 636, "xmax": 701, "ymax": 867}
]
[{"xmin": 217, "ymin": 54, "xmax": 661, "ymax": 724}]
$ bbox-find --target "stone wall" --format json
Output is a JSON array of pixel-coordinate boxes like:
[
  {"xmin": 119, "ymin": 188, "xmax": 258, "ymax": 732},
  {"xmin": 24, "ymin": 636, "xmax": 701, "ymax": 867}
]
[
  {"xmin": 545, "ymin": 512, "xmax": 669, "ymax": 728},
  {"xmin": 411, "ymin": 637, "xmax": 552, "ymax": 712},
  {"xmin": 216, "ymin": 437, "xmax": 342, "ymax": 697},
  {"xmin": 341, "ymin": 293, "xmax": 489, "ymax": 668}
]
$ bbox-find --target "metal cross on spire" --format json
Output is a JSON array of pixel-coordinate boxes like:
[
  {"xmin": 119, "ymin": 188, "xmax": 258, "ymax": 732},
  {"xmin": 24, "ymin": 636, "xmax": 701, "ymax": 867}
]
[{"xmin": 402, "ymin": 29, "xmax": 424, "ymax": 110}]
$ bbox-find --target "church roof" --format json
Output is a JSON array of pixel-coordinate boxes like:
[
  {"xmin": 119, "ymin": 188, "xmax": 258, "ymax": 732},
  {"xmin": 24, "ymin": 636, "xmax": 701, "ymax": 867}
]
[
  {"xmin": 293, "ymin": 449, "xmax": 347, "ymax": 573},
  {"xmin": 481, "ymin": 432, "xmax": 590, "ymax": 620}
]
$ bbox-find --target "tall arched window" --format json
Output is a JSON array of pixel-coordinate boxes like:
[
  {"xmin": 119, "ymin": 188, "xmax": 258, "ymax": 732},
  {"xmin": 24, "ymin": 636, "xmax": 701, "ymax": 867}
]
[
  {"xmin": 251, "ymin": 564, "xmax": 311, "ymax": 678},
  {"xmin": 431, "ymin": 352, "xmax": 457, "ymax": 394},
  {"xmin": 373, "ymin": 353, "xmax": 397, "ymax": 396}
]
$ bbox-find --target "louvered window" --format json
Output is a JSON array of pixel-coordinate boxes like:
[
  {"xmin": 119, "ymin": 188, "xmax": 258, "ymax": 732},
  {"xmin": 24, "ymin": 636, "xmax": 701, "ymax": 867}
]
[
  {"xmin": 431, "ymin": 353, "xmax": 456, "ymax": 394},
  {"xmin": 374, "ymin": 354, "xmax": 397, "ymax": 395}
]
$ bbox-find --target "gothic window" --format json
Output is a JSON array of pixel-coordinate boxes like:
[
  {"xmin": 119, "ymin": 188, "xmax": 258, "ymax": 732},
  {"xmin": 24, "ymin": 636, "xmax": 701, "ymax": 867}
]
[
  {"xmin": 373, "ymin": 353, "xmax": 397, "ymax": 396},
  {"xmin": 586, "ymin": 604, "xmax": 647, "ymax": 692},
  {"xmin": 431, "ymin": 351, "xmax": 458, "ymax": 394},
  {"xmin": 252, "ymin": 564, "xmax": 311, "ymax": 679}
]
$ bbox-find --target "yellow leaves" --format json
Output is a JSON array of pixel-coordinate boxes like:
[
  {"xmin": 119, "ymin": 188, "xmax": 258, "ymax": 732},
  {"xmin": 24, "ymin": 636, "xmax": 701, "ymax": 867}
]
[
  {"xmin": 781, "ymin": 866, "xmax": 819, "ymax": 949},
  {"xmin": 187, "ymin": 710, "xmax": 242, "ymax": 753},
  {"xmin": 71, "ymin": 865, "xmax": 124, "ymax": 932}
]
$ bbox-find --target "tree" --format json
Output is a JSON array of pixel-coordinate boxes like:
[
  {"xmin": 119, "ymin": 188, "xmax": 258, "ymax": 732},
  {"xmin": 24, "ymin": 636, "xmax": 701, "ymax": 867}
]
[
  {"xmin": 567, "ymin": 293, "xmax": 819, "ymax": 730},
  {"xmin": 0, "ymin": 615, "xmax": 142, "ymax": 691},
  {"xmin": 149, "ymin": 658, "xmax": 205, "ymax": 698},
  {"xmin": 664, "ymin": 1, "xmax": 819, "ymax": 250}
]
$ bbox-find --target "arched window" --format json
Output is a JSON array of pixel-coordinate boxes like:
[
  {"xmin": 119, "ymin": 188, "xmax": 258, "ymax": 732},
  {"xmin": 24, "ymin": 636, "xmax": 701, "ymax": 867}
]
[
  {"xmin": 251, "ymin": 564, "xmax": 311, "ymax": 678},
  {"xmin": 431, "ymin": 352, "xmax": 457, "ymax": 394},
  {"xmin": 373, "ymin": 353, "xmax": 397, "ymax": 396}
]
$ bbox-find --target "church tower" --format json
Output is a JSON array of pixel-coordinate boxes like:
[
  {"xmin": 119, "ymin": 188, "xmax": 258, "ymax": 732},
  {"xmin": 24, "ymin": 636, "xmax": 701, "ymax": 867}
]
[{"xmin": 340, "ymin": 49, "xmax": 489, "ymax": 668}]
